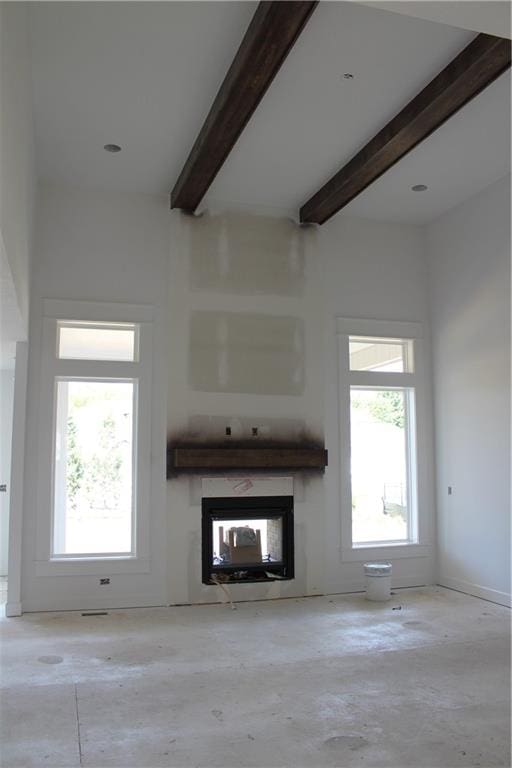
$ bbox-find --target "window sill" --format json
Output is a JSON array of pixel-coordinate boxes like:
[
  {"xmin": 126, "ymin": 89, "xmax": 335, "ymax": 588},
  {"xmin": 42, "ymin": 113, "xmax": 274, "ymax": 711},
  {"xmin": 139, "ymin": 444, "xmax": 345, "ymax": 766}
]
[
  {"xmin": 341, "ymin": 544, "xmax": 430, "ymax": 562},
  {"xmin": 34, "ymin": 557, "xmax": 150, "ymax": 577}
]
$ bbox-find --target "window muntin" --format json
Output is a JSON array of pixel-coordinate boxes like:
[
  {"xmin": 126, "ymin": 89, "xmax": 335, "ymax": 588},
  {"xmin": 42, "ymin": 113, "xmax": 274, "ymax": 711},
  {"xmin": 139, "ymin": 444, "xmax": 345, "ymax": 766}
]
[
  {"xmin": 350, "ymin": 387, "xmax": 415, "ymax": 545},
  {"xmin": 53, "ymin": 379, "xmax": 135, "ymax": 557},
  {"xmin": 349, "ymin": 336, "xmax": 413, "ymax": 373},
  {"xmin": 57, "ymin": 321, "xmax": 138, "ymax": 361}
]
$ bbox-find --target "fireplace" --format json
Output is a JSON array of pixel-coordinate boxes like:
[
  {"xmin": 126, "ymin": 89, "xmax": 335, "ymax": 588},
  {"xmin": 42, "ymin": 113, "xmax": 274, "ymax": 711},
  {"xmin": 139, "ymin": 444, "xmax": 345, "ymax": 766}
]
[{"xmin": 201, "ymin": 496, "xmax": 294, "ymax": 584}]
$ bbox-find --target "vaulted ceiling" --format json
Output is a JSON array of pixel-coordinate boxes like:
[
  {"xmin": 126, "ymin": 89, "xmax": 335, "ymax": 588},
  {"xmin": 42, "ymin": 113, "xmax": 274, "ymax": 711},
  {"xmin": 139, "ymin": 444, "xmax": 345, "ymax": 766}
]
[{"xmin": 29, "ymin": 1, "xmax": 511, "ymax": 224}]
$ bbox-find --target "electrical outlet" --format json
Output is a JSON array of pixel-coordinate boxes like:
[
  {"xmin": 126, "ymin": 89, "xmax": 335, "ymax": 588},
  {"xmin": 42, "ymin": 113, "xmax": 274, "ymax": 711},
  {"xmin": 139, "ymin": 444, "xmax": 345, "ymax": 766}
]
[{"xmin": 99, "ymin": 578, "xmax": 110, "ymax": 585}]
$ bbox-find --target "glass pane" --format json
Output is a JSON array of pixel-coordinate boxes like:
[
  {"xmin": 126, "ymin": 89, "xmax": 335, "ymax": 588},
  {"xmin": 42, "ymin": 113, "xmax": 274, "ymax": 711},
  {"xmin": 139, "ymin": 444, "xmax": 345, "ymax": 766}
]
[
  {"xmin": 349, "ymin": 336, "xmax": 413, "ymax": 372},
  {"xmin": 53, "ymin": 380, "xmax": 134, "ymax": 555},
  {"xmin": 350, "ymin": 388, "xmax": 410, "ymax": 544},
  {"xmin": 212, "ymin": 518, "xmax": 283, "ymax": 567},
  {"xmin": 58, "ymin": 323, "xmax": 136, "ymax": 361}
]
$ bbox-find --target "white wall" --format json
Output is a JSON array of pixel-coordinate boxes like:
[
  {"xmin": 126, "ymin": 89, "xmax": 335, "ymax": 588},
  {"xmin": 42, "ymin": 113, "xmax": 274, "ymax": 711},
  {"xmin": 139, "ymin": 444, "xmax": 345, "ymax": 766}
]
[
  {"xmin": 0, "ymin": 2, "xmax": 35, "ymax": 600},
  {"xmin": 20, "ymin": 182, "xmax": 435, "ymax": 611},
  {"xmin": 0, "ymin": 369, "xmax": 14, "ymax": 575},
  {"xmin": 0, "ymin": 2, "xmax": 35, "ymax": 333},
  {"xmin": 321, "ymin": 215, "xmax": 435, "ymax": 593},
  {"xmin": 21, "ymin": 182, "xmax": 170, "ymax": 611},
  {"xmin": 166, "ymin": 209, "xmax": 327, "ymax": 605},
  {"xmin": 167, "ymin": 207, "xmax": 435, "ymax": 605},
  {"xmin": 360, "ymin": 2, "xmax": 511, "ymax": 39},
  {"xmin": 427, "ymin": 174, "xmax": 511, "ymax": 606}
]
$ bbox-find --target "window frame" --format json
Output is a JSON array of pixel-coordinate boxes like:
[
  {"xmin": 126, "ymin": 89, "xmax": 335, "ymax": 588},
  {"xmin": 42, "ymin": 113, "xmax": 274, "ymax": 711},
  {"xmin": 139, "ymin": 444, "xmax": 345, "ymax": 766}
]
[
  {"xmin": 349, "ymin": 385, "xmax": 417, "ymax": 546},
  {"xmin": 337, "ymin": 318, "xmax": 429, "ymax": 561},
  {"xmin": 56, "ymin": 319, "xmax": 140, "ymax": 362},
  {"xmin": 35, "ymin": 300, "xmax": 153, "ymax": 575},
  {"xmin": 349, "ymin": 336, "xmax": 414, "ymax": 373},
  {"xmin": 51, "ymin": 375, "xmax": 138, "ymax": 559}
]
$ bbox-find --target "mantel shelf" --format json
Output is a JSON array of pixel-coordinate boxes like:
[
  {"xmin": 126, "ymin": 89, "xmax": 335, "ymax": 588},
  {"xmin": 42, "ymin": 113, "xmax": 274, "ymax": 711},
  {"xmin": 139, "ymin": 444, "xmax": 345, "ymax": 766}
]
[{"xmin": 167, "ymin": 446, "xmax": 328, "ymax": 475}]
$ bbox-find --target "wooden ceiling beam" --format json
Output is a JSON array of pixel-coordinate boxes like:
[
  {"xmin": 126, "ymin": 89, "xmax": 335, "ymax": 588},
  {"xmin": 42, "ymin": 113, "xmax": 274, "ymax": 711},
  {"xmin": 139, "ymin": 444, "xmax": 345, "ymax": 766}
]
[
  {"xmin": 300, "ymin": 33, "xmax": 511, "ymax": 225},
  {"xmin": 171, "ymin": 1, "xmax": 318, "ymax": 212}
]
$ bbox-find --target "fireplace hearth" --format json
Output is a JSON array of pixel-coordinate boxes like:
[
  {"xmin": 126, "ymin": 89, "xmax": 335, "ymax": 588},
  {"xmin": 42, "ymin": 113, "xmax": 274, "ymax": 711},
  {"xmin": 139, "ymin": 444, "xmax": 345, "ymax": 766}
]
[{"xmin": 201, "ymin": 496, "xmax": 294, "ymax": 584}]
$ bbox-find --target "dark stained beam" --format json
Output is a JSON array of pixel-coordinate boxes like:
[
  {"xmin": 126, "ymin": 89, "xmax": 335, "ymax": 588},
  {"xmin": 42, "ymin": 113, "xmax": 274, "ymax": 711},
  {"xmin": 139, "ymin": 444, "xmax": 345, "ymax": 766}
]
[
  {"xmin": 171, "ymin": 1, "xmax": 318, "ymax": 212},
  {"xmin": 300, "ymin": 33, "xmax": 511, "ymax": 225},
  {"xmin": 168, "ymin": 447, "xmax": 328, "ymax": 474}
]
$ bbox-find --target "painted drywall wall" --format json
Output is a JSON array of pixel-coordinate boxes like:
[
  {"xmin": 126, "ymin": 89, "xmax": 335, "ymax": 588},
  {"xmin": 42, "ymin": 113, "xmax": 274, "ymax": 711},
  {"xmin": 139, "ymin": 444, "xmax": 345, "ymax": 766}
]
[
  {"xmin": 0, "ymin": 3, "xmax": 35, "ymax": 333},
  {"xmin": 21, "ymin": 182, "xmax": 170, "ymax": 611},
  {"xmin": 167, "ymin": 208, "xmax": 434, "ymax": 605},
  {"xmin": 427, "ymin": 174, "xmax": 511, "ymax": 606},
  {"xmin": 167, "ymin": 209, "xmax": 326, "ymax": 605},
  {"xmin": 1, "ymin": 240, "xmax": 26, "ymax": 371},
  {"xmin": 20, "ymin": 184, "xmax": 434, "ymax": 610},
  {"xmin": 321, "ymin": 215, "xmax": 435, "ymax": 593},
  {"xmin": 0, "ymin": 369, "xmax": 14, "ymax": 574},
  {"xmin": 360, "ymin": 1, "xmax": 511, "ymax": 39}
]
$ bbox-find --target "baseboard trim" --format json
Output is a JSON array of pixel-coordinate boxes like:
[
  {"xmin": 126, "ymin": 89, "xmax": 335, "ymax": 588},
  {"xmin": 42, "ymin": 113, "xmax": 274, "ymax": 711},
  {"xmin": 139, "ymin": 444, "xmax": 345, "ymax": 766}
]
[
  {"xmin": 5, "ymin": 601, "xmax": 22, "ymax": 617},
  {"xmin": 438, "ymin": 577, "xmax": 511, "ymax": 608},
  {"xmin": 20, "ymin": 596, "xmax": 167, "ymax": 613}
]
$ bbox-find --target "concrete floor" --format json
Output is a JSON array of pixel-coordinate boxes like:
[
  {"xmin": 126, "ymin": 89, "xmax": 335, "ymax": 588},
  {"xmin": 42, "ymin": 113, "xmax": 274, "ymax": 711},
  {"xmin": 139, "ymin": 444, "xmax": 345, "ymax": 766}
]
[{"xmin": 0, "ymin": 587, "xmax": 510, "ymax": 768}]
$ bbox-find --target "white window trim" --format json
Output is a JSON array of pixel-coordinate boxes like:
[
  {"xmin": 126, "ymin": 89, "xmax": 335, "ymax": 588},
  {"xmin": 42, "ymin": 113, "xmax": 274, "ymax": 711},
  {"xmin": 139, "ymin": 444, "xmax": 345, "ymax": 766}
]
[
  {"xmin": 336, "ymin": 317, "xmax": 430, "ymax": 561},
  {"xmin": 35, "ymin": 299, "xmax": 154, "ymax": 576}
]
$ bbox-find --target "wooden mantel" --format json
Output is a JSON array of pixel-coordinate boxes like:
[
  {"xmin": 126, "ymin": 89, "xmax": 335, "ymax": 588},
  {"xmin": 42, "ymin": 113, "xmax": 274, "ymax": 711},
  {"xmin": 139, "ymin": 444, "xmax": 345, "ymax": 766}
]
[{"xmin": 167, "ymin": 446, "xmax": 328, "ymax": 476}]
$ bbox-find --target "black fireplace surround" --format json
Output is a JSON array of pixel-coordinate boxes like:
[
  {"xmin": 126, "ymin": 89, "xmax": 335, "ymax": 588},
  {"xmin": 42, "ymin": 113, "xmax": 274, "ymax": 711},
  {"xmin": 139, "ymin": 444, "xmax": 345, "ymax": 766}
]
[{"xmin": 202, "ymin": 496, "xmax": 294, "ymax": 584}]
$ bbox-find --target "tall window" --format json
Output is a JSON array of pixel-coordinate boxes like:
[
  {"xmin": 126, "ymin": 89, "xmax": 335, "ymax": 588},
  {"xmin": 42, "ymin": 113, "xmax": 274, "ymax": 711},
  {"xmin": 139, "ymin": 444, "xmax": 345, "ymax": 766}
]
[
  {"xmin": 37, "ymin": 303, "xmax": 152, "ymax": 565},
  {"xmin": 338, "ymin": 320, "xmax": 422, "ymax": 549},
  {"xmin": 53, "ymin": 322, "xmax": 138, "ymax": 557}
]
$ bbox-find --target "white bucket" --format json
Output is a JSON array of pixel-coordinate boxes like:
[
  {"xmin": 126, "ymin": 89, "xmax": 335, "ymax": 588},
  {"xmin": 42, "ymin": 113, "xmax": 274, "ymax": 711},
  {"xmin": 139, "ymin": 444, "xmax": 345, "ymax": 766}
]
[{"xmin": 364, "ymin": 562, "xmax": 392, "ymax": 602}]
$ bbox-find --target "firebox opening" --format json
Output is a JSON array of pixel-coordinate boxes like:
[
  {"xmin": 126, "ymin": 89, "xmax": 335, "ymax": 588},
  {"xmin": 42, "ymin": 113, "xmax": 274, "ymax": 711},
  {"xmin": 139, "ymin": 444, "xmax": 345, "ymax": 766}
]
[{"xmin": 202, "ymin": 496, "xmax": 294, "ymax": 585}]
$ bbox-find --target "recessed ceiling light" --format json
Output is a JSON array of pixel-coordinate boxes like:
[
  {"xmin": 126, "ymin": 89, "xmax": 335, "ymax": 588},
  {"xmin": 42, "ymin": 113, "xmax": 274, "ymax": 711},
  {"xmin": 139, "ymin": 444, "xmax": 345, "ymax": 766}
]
[
  {"xmin": 342, "ymin": 73, "xmax": 354, "ymax": 80},
  {"xmin": 103, "ymin": 144, "xmax": 122, "ymax": 153},
  {"xmin": 411, "ymin": 184, "xmax": 428, "ymax": 192}
]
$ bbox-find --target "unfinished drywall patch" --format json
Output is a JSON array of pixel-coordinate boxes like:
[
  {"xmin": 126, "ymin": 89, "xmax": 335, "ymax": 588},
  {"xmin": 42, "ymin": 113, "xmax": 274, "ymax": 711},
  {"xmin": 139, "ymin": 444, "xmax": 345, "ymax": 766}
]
[
  {"xmin": 189, "ymin": 311, "xmax": 304, "ymax": 395},
  {"xmin": 189, "ymin": 211, "xmax": 305, "ymax": 296}
]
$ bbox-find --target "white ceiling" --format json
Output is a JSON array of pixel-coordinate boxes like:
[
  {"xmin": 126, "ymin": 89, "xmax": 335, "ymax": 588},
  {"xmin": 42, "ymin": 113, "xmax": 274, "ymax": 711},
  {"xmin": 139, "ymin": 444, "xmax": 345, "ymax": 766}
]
[
  {"xmin": 344, "ymin": 70, "xmax": 510, "ymax": 223},
  {"xmin": 29, "ymin": 1, "xmax": 511, "ymax": 225},
  {"xmin": 29, "ymin": 2, "xmax": 257, "ymax": 196}
]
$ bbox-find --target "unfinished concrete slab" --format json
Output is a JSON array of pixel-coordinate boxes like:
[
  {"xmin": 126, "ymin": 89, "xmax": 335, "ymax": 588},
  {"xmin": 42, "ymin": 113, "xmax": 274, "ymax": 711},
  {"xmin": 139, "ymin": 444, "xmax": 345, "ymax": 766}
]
[
  {"xmin": 0, "ymin": 683, "xmax": 80, "ymax": 767},
  {"xmin": 0, "ymin": 587, "xmax": 510, "ymax": 767}
]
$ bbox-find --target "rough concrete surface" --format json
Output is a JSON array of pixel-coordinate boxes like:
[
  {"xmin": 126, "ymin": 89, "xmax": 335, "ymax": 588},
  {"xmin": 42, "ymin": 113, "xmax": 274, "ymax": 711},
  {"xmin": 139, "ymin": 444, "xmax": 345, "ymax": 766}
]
[{"xmin": 0, "ymin": 587, "xmax": 510, "ymax": 768}]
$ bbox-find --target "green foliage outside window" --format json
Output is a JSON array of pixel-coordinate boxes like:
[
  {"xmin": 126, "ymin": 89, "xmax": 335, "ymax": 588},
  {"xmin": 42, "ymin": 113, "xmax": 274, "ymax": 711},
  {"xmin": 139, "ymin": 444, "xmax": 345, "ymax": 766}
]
[
  {"xmin": 368, "ymin": 390, "xmax": 405, "ymax": 429},
  {"xmin": 66, "ymin": 416, "xmax": 84, "ymax": 510},
  {"xmin": 66, "ymin": 408, "xmax": 124, "ymax": 513},
  {"xmin": 352, "ymin": 390, "xmax": 405, "ymax": 429}
]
